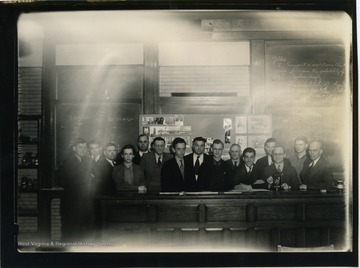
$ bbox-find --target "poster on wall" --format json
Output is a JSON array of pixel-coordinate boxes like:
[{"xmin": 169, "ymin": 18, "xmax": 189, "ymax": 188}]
[
  {"xmin": 223, "ymin": 118, "xmax": 232, "ymax": 144},
  {"xmin": 235, "ymin": 116, "xmax": 247, "ymax": 134},
  {"xmin": 248, "ymin": 115, "xmax": 272, "ymax": 134},
  {"xmin": 142, "ymin": 115, "xmax": 184, "ymax": 126}
]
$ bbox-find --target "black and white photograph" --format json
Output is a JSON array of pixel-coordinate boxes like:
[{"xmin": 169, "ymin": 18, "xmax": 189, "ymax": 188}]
[{"xmin": 0, "ymin": 2, "xmax": 357, "ymax": 267}]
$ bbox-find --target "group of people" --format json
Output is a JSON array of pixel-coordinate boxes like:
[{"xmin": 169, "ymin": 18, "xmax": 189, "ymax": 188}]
[{"xmin": 57, "ymin": 134, "xmax": 334, "ymax": 240}]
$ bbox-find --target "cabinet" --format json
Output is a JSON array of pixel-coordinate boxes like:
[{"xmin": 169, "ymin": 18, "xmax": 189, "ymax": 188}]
[{"xmin": 17, "ymin": 115, "xmax": 41, "ymax": 240}]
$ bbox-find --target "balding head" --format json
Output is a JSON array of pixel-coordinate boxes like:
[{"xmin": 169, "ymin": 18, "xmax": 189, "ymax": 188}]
[
  {"xmin": 308, "ymin": 141, "xmax": 323, "ymax": 161},
  {"xmin": 272, "ymin": 146, "xmax": 286, "ymax": 164}
]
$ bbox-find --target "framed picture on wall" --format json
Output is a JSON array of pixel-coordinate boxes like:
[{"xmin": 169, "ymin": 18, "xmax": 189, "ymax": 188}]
[
  {"xmin": 248, "ymin": 115, "xmax": 272, "ymax": 134},
  {"xmin": 235, "ymin": 116, "xmax": 247, "ymax": 134}
]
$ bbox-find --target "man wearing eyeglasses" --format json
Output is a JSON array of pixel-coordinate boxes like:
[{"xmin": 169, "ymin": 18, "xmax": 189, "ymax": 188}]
[{"xmin": 264, "ymin": 146, "xmax": 300, "ymax": 190}]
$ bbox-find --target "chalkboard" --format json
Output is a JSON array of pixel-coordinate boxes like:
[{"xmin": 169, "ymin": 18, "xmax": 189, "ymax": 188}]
[
  {"xmin": 265, "ymin": 42, "xmax": 346, "ymax": 106},
  {"xmin": 265, "ymin": 42, "xmax": 349, "ymax": 172},
  {"xmin": 56, "ymin": 103, "xmax": 140, "ymax": 166}
]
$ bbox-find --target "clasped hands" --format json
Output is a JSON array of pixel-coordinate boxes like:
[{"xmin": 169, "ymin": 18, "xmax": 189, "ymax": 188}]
[{"xmin": 266, "ymin": 176, "xmax": 291, "ymax": 190}]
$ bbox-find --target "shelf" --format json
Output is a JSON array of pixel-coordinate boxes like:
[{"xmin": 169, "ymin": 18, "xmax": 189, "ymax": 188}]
[
  {"xmin": 18, "ymin": 209, "xmax": 38, "ymax": 217},
  {"xmin": 18, "ymin": 165, "xmax": 39, "ymax": 169},
  {"xmin": 18, "ymin": 141, "xmax": 39, "ymax": 145},
  {"xmin": 19, "ymin": 189, "xmax": 38, "ymax": 193},
  {"xmin": 18, "ymin": 115, "xmax": 41, "ymax": 120}
]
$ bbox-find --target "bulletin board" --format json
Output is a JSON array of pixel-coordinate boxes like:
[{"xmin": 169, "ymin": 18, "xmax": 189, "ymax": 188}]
[{"xmin": 140, "ymin": 114, "xmax": 272, "ymax": 158}]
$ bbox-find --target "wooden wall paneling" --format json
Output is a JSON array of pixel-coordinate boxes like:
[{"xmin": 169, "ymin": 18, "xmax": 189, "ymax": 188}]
[
  {"xmin": 144, "ymin": 43, "xmax": 159, "ymax": 114},
  {"xmin": 197, "ymin": 204, "xmax": 207, "ymax": 223},
  {"xmin": 41, "ymin": 33, "xmax": 56, "ymax": 188},
  {"xmin": 254, "ymin": 227, "xmax": 272, "ymax": 250},
  {"xmin": 256, "ymin": 205, "xmax": 297, "ymax": 221},
  {"xmin": 250, "ymin": 40, "xmax": 265, "ymax": 115},
  {"xmin": 305, "ymin": 204, "xmax": 345, "ymax": 220},
  {"xmin": 206, "ymin": 204, "xmax": 247, "ymax": 222},
  {"xmin": 229, "ymin": 228, "xmax": 248, "ymax": 248},
  {"xmin": 181, "ymin": 228, "xmax": 200, "ymax": 246},
  {"xmin": 205, "ymin": 228, "xmax": 224, "ymax": 246},
  {"xmin": 279, "ymin": 228, "xmax": 298, "ymax": 247},
  {"xmin": 147, "ymin": 204, "xmax": 157, "ymax": 222},
  {"xmin": 157, "ymin": 205, "xmax": 198, "ymax": 222}
]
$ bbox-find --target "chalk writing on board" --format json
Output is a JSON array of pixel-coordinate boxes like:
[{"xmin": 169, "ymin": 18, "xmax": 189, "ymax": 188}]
[{"xmin": 266, "ymin": 46, "xmax": 346, "ymax": 105}]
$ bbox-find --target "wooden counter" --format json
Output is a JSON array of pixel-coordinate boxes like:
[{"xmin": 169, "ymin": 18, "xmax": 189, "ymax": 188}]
[{"xmin": 94, "ymin": 190, "xmax": 347, "ymax": 251}]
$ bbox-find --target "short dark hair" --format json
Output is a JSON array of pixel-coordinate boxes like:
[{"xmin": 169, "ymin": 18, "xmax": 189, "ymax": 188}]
[
  {"xmin": 153, "ymin": 137, "xmax": 165, "ymax": 144},
  {"xmin": 120, "ymin": 144, "xmax": 136, "ymax": 156},
  {"xmin": 172, "ymin": 137, "xmax": 186, "ymax": 149},
  {"xmin": 243, "ymin": 147, "xmax": 256, "ymax": 157},
  {"xmin": 264, "ymin": 138, "xmax": 277, "ymax": 145},
  {"xmin": 137, "ymin": 134, "xmax": 149, "ymax": 142},
  {"xmin": 103, "ymin": 142, "xmax": 116, "ymax": 150},
  {"xmin": 230, "ymin": 143, "xmax": 241, "ymax": 150},
  {"xmin": 88, "ymin": 140, "xmax": 101, "ymax": 147},
  {"xmin": 294, "ymin": 136, "xmax": 308, "ymax": 144},
  {"xmin": 192, "ymin": 137, "xmax": 206, "ymax": 144},
  {"xmin": 72, "ymin": 138, "xmax": 86, "ymax": 147},
  {"xmin": 212, "ymin": 139, "xmax": 224, "ymax": 148}
]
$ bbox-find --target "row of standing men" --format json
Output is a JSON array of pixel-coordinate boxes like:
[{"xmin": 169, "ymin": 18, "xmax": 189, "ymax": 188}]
[{"xmin": 57, "ymin": 134, "xmax": 334, "ymax": 240}]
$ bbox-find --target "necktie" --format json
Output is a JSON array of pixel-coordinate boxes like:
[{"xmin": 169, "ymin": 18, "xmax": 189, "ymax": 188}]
[
  {"xmin": 157, "ymin": 156, "xmax": 162, "ymax": 167},
  {"xmin": 248, "ymin": 166, "xmax": 252, "ymax": 175},
  {"xmin": 180, "ymin": 160, "xmax": 184, "ymax": 179},
  {"xmin": 277, "ymin": 165, "xmax": 282, "ymax": 173},
  {"xmin": 194, "ymin": 156, "xmax": 200, "ymax": 175},
  {"xmin": 234, "ymin": 161, "xmax": 237, "ymax": 167},
  {"xmin": 304, "ymin": 161, "xmax": 314, "ymax": 184}
]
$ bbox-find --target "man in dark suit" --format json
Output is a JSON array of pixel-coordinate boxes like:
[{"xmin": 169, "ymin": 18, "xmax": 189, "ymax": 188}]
[
  {"xmin": 58, "ymin": 138, "xmax": 93, "ymax": 241},
  {"xmin": 226, "ymin": 143, "xmax": 242, "ymax": 169},
  {"xmin": 92, "ymin": 142, "xmax": 117, "ymax": 196},
  {"xmin": 255, "ymin": 137, "xmax": 278, "ymax": 177},
  {"xmin": 133, "ymin": 134, "xmax": 150, "ymax": 165},
  {"xmin": 300, "ymin": 140, "xmax": 334, "ymax": 190},
  {"xmin": 264, "ymin": 146, "xmax": 300, "ymax": 190},
  {"xmin": 88, "ymin": 140, "xmax": 102, "ymax": 164},
  {"xmin": 202, "ymin": 139, "xmax": 232, "ymax": 192},
  {"xmin": 140, "ymin": 137, "xmax": 172, "ymax": 192},
  {"xmin": 161, "ymin": 137, "xmax": 187, "ymax": 192},
  {"xmin": 231, "ymin": 147, "xmax": 264, "ymax": 190},
  {"xmin": 184, "ymin": 136, "xmax": 212, "ymax": 191}
]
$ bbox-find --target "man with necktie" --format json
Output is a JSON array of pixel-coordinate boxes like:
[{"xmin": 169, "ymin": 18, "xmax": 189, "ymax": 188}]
[
  {"xmin": 226, "ymin": 143, "xmax": 242, "ymax": 169},
  {"xmin": 202, "ymin": 139, "xmax": 232, "ymax": 192},
  {"xmin": 133, "ymin": 134, "xmax": 151, "ymax": 165},
  {"xmin": 264, "ymin": 146, "xmax": 300, "ymax": 190},
  {"xmin": 184, "ymin": 137, "xmax": 212, "ymax": 191},
  {"xmin": 88, "ymin": 140, "xmax": 102, "ymax": 164},
  {"xmin": 161, "ymin": 137, "xmax": 187, "ymax": 192},
  {"xmin": 58, "ymin": 138, "xmax": 93, "ymax": 241},
  {"xmin": 92, "ymin": 142, "xmax": 117, "ymax": 196},
  {"xmin": 231, "ymin": 147, "xmax": 264, "ymax": 190},
  {"xmin": 255, "ymin": 138, "xmax": 278, "ymax": 177},
  {"xmin": 140, "ymin": 137, "xmax": 172, "ymax": 192},
  {"xmin": 300, "ymin": 140, "xmax": 334, "ymax": 190}
]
